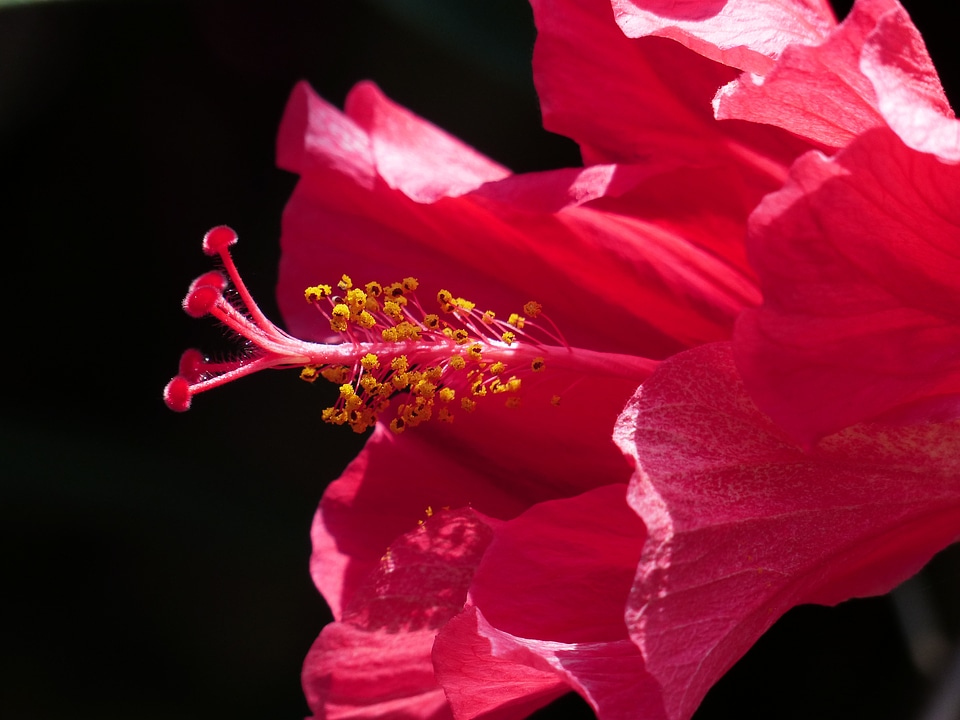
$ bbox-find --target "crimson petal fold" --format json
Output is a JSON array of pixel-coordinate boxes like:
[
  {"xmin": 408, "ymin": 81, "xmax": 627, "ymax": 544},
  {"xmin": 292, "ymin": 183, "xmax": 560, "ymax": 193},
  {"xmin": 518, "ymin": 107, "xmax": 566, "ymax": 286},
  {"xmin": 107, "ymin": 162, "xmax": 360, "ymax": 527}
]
[
  {"xmin": 615, "ymin": 342, "xmax": 960, "ymax": 720},
  {"xmin": 735, "ymin": 127, "xmax": 960, "ymax": 444}
]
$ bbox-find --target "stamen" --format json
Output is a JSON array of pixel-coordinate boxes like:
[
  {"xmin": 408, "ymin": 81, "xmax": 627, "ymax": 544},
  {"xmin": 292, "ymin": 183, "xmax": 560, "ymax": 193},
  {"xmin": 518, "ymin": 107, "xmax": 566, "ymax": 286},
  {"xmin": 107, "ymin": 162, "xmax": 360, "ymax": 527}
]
[{"xmin": 165, "ymin": 226, "xmax": 660, "ymax": 430}]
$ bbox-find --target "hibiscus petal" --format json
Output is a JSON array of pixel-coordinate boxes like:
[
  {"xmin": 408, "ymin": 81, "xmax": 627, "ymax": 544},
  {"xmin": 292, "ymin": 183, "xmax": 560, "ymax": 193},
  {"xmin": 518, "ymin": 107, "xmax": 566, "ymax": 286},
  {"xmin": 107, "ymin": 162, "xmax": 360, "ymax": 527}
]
[
  {"xmin": 303, "ymin": 508, "xmax": 496, "ymax": 719},
  {"xmin": 610, "ymin": 0, "xmax": 836, "ymax": 75},
  {"xmin": 435, "ymin": 485, "xmax": 667, "ymax": 719},
  {"xmin": 310, "ymin": 425, "xmax": 523, "ymax": 620},
  {"xmin": 735, "ymin": 127, "xmax": 960, "ymax": 444},
  {"xmin": 436, "ymin": 607, "xmax": 659, "ymax": 720},
  {"xmin": 303, "ymin": 624, "xmax": 451, "ymax": 720},
  {"xmin": 859, "ymin": 2, "xmax": 960, "ymax": 160},
  {"xmin": 615, "ymin": 342, "xmax": 960, "ymax": 720},
  {"xmin": 277, "ymin": 80, "xmax": 762, "ymax": 359},
  {"xmin": 714, "ymin": 0, "xmax": 892, "ymax": 148},
  {"xmin": 277, "ymin": 80, "xmax": 508, "ymax": 201},
  {"xmin": 529, "ymin": 0, "xmax": 813, "ymax": 172}
]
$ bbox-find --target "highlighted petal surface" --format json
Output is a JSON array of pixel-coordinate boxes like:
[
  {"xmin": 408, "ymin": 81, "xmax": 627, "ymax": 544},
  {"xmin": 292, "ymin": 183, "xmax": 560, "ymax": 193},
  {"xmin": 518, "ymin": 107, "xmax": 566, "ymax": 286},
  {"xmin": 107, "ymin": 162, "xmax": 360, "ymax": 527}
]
[
  {"xmin": 714, "ymin": 0, "xmax": 892, "ymax": 147},
  {"xmin": 616, "ymin": 343, "xmax": 960, "ymax": 720},
  {"xmin": 529, "ymin": 0, "xmax": 813, "ymax": 173},
  {"xmin": 736, "ymin": 127, "xmax": 960, "ymax": 444},
  {"xmin": 435, "ymin": 485, "xmax": 665, "ymax": 720},
  {"xmin": 860, "ymin": 2, "xmax": 960, "ymax": 160},
  {"xmin": 303, "ymin": 508, "xmax": 495, "ymax": 719},
  {"xmin": 611, "ymin": 0, "xmax": 836, "ymax": 75}
]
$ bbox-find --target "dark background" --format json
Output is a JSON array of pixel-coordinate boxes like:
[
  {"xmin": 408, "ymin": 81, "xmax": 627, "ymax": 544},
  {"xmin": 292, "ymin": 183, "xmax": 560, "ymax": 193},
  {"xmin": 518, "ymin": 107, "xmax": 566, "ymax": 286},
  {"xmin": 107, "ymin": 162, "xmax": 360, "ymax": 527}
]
[{"xmin": 1, "ymin": 1, "xmax": 958, "ymax": 718}]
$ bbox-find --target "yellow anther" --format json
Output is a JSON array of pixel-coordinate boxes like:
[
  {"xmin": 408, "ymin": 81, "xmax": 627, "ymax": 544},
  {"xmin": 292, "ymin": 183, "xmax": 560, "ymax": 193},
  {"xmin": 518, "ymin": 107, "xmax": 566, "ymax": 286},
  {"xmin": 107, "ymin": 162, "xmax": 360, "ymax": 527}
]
[
  {"xmin": 449, "ymin": 356, "xmax": 466, "ymax": 370},
  {"xmin": 386, "ymin": 282, "xmax": 405, "ymax": 298},
  {"xmin": 481, "ymin": 310, "xmax": 496, "ymax": 324},
  {"xmin": 502, "ymin": 331, "xmax": 516, "ymax": 345},
  {"xmin": 360, "ymin": 353, "xmax": 380, "ymax": 371},
  {"xmin": 321, "ymin": 407, "xmax": 344, "ymax": 424},
  {"xmin": 338, "ymin": 274, "xmax": 353, "ymax": 291},
  {"xmin": 390, "ymin": 417, "xmax": 406, "ymax": 434},
  {"xmin": 365, "ymin": 281, "xmax": 383, "ymax": 297},
  {"xmin": 437, "ymin": 289, "xmax": 456, "ymax": 313},
  {"xmin": 504, "ymin": 377, "xmax": 522, "ymax": 393},
  {"xmin": 454, "ymin": 297, "xmax": 475, "ymax": 312},
  {"xmin": 321, "ymin": 366, "xmax": 351, "ymax": 383},
  {"xmin": 461, "ymin": 398, "xmax": 477, "ymax": 413},
  {"xmin": 304, "ymin": 285, "xmax": 332, "ymax": 302},
  {"xmin": 339, "ymin": 384, "xmax": 355, "ymax": 398},
  {"xmin": 396, "ymin": 321, "xmax": 421, "ymax": 341},
  {"xmin": 453, "ymin": 328, "xmax": 470, "ymax": 345},
  {"xmin": 364, "ymin": 296, "xmax": 381, "ymax": 313},
  {"xmin": 471, "ymin": 377, "xmax": 488, "ymax": 397},
  {"xmin": 391, "ymin": 355, "xmax": 409, "ymax": 373},
  {"xmin": 359, "ymin": 375, "xmax": 381, "ymax": 393},
  {"xmin": 382, "ymin": 327, "xmax": 399, "ymax": 342},
  {"xmin": 438, "ymin": 407, "xmax": 454, "ymax": 423},
  {"xmin": 532, "ymin": 357, "xmax": 546, "ymax": 372},
  {"xmin": 357, "ymin": 310, "xmax": 376, "ymax": 329},
  {"xmin": 330, "ymin": 303, "xmax": 350, "ymax": 332},
  {"xmin": 490, "ymin": 361, "xmax": 506, "ymax": 376},
  {"xmin": 300, "ymin": 365, "xmax": 320, "ymax": 383},
  {"xmin": 348, "ymin": 408, "xmax": 376, "ymax": 434},
  {"xmin": 383, "ymin": 301, "xmax": 404, "ymax": 321},
  {"xmin": 346, "ymin": 288, "xmax": 367, "ymax": 311},
  {"xmin": 505, "ymin": 397, "xmax": 521, "ymax": 409},
  {"xmin": 523, "ymin": 301, "xmax": 542, "ymax": 318},
  {"xmin": 345, "ymin": 394, "xmax": 363, "ymax": 412},
  {"xmin": 414, "ymin": 380, "xmax": 437, "ymax": 399},
  {"xmin": 423, "ymin": 314, "xmax": 440, "ymax": 330},
  {"xmin": 508, "ymin": 313, "xmax": 525, "ymax": 329},
  {"xmin": 439, "ymin": 387, "xmax": 456, "ymax": 403},
  {"xmin": 392, "ymin": 373, "xmax": 410, "ymax": 390},
  {"xmin": 468, "ymin": 344, "xmax": 483, "ymax": 361},
  {"xmin": 425, "ymin": 367, "xmax": 443, "ymax": 382},
  {"xmin": 402, "ymin": 277, "xmax": 419, "ymax": 292}
]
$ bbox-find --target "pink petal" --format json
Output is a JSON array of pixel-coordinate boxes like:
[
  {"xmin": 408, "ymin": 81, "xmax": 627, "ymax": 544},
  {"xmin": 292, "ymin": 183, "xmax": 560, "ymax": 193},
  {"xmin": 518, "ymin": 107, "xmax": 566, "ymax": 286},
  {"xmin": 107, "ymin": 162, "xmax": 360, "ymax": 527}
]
[
  {"xmin": 469, "ymin": 484, "xmax": 645, "ymax": 645},
  {"xmin": 529, "ymin": 0, "xmax": 814, "ymax": 170},
  {"xmin": 303, "ymin": 624, "xmax": 451, "ymax": 720},
  {"xmin": 303, "ymin": 508, "xmax": 496, "ymax": 719},
  {"xmin": 615, "ymin": 342, "xmax": 960, "ymax": 720},
  {"xmin": 277, "ymin": 79, "xmax": 508, "ymax": 202},
  {"xmin": 735, "ymin": 127, "xmax": 960, "ymax": 444},
  {"xmin": 435, "ymin": 485, "xmax": 667, "ymax": 719},
  {"xmin": 277, "ymin": 81, "xmax": 764, "ymax": 359},
  {"xmin": 860, "ymin": 2, "xmax": 960, "ymax": 160},
  {"xmin": 610, "ymin": 0, "xmax": 836, "ymax": 75},
  {"xmin": 310, "ymin": 424, "xmax": 523, "ymax": 621},
  {"xmin": 714, "ymin": 0, "xmax": 892, "ymax": 148},
  {"xmin": 436, "ymin": 607, "xmax": 659, "ymax": 720}
]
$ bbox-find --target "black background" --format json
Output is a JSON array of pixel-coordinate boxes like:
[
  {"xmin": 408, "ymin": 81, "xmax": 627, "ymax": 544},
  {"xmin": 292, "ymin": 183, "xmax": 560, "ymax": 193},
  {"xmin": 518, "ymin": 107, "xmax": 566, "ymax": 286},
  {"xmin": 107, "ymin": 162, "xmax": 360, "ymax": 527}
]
[{"xmin": 1, "ymin": 1, "xmax": 959, "ymax": 718}]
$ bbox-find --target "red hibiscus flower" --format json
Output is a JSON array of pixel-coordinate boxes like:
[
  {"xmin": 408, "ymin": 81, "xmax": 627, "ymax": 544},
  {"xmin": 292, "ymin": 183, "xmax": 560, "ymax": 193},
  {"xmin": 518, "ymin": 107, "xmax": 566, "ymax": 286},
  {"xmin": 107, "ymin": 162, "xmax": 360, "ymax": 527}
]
[
  {"xmin": 165, "ymin": 0, "xmax": 959, "ymax": 718},
  {"xmin": 275, "ymin": 0, "xmax": 826, "ymax": 713}
]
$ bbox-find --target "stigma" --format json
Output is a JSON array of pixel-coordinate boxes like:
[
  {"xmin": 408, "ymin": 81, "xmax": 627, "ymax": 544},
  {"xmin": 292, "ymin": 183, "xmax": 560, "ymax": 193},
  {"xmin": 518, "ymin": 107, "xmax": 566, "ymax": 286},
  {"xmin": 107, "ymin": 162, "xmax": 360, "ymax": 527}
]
[{"xmin": 165, "ymin": 226, "xmax": 658, "ymax": 433}]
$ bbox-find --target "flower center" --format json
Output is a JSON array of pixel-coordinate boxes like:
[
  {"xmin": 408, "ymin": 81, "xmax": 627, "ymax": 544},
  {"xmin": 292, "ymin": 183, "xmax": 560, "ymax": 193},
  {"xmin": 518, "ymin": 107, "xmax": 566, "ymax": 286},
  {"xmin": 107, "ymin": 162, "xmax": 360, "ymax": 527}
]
[{"xmin": 164, "ymin": 226, "xmax": 658, "ymax": 433}]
